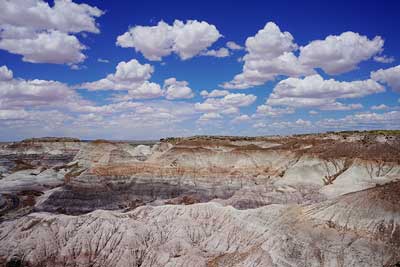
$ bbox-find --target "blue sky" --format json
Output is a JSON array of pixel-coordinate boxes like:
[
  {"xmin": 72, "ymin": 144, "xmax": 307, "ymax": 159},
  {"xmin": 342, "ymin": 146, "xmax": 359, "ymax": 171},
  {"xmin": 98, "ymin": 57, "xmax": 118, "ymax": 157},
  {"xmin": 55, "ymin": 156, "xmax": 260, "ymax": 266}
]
[{"xmin": 0, "ymin": 0, "xmax": 399, "ymax": 140}]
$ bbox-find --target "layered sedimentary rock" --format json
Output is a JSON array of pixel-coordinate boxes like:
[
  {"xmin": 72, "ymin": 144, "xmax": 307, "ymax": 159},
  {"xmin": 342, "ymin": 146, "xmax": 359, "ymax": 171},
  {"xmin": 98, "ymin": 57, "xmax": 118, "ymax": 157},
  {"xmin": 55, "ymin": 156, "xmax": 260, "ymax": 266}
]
[
  {"xmin": 34, "ymin": 134, "xmax": 400, "ymax": 214},
  {"xmin": 0, "ymin": 137, "xmax": 83, "ymax": 178},
  {"xmin": 0, "ymin": 182, "xmax": 399, "ymax": 266},
  {"xmin": 0, "ymin": 133, "xmax": 399, "ymax": 266}
]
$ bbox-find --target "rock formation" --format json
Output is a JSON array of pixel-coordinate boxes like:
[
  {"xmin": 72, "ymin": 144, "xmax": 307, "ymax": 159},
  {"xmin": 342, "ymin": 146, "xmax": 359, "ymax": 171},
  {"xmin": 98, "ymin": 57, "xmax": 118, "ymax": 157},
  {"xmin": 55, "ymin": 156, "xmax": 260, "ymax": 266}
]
[{"xmin": 0, "ymin": 132, "xmax": 399, "ymax": 266}]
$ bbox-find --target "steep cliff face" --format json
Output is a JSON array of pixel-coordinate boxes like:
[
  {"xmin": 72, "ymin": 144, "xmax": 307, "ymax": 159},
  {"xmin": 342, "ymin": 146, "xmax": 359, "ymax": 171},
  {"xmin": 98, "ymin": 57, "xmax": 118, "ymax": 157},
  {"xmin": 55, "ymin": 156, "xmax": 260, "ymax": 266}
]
[{"xmin": 0, "ymin": 133, "xmax": 399, "ymax": 266}]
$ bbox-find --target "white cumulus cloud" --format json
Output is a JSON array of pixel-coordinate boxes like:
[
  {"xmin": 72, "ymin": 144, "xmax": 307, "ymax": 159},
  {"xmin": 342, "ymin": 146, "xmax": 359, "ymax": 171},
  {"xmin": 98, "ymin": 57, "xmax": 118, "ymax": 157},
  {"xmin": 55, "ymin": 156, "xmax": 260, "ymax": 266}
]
[
  {"xmin": 80, "ymin": 59, "xmax": 154, "ymax": 91},
  {"xmin": 0, "ymin": 0, "xmax": 103, "ymax": 33},
  {"xmin": 226, "ymin": 41, "xmax": 243, "ymax": 50},
  {"xmin": 266, "ymin": 74, "xmax": 384, "ymax": 110},
  {"xmin": 371, "ymin": 65, "xmax": 400, "ymax": 92},
  {"xmin": 317, "ymin": 111, "xmax": 400, "ymax": 130},
  {"xmin": 200, "ymin": 47, "xmax": 230, "ymax": 58},
  {"xmin": 231, "ymin": 114, "xmax": 250, "ymax": 123},
  {"xmin": 222, "ymin": 22, "xmax": 314, "ymax": 89},
  {"xmin": 255, "ymin": 105, "xmax": 295, "ymax": 116},
  {"xmin": 373, "ymin": 55, "xmax": 395, "ymax": 63},
  {"xmin": 0, "ymin": 65, "xmax": 13, "ymax": 81},
  {"xmin": 200, "ymin": 89, "xmax": 230, "ymax": 98},
  {"xmin": 97, "ymin": 58, "xmax": 110, "ymax": 63},
  {"xmin": 164, "ymin": 78, "xmax": 194, "ymax": 100},
  {"xmin": 223, "ymin": 23, "xmax": 386, "ymax": 89},
  {"xmin": 299, "ymin": 31, "xmax": 383, "ymax": 75},
  {"xmin": 195, "ymin": 93, "xmax": 256, "ymax": 114},
  {"xmin": 116, "ymin": 20, "xmax": 221, "ymax": 61},
  {"xmin": 0, "ymin": 30, "xmax": 86, "ymax": 64},
  {"xmin": 371, "ymin": 104, "xmax": 389, "ymax": 110},
  {"xmin": 0, "ymin": 0, "xmax": 103, "ymax": 65},
  {"xmin": 0, "ymin": 65, "xmax": 86, "ymax": 110},
  {"xmin": 198, "ymin": 112, "xmax": 223, "ymax": 121}
]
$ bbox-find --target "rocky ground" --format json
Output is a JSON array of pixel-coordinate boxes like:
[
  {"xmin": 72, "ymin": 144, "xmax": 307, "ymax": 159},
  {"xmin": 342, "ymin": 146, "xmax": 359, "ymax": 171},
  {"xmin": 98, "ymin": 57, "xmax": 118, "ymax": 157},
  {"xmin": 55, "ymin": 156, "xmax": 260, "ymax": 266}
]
[{"xmin": 0, "ymin": 132, "xmax": 399, "ymax": 267}]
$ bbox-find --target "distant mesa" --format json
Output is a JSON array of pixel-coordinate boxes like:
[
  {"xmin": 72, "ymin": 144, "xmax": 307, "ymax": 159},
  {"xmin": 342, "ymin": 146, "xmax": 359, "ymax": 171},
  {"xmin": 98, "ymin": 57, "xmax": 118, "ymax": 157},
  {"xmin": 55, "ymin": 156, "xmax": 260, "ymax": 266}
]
[{"xmin": 20, "ymin": 137, "xmax": 81, "ymax": 143}]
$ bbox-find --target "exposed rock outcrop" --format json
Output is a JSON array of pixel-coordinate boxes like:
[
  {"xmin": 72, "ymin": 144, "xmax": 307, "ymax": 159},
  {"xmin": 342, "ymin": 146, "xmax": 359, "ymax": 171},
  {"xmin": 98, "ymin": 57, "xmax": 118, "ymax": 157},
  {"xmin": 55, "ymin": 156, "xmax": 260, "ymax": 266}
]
[
  {"xmin": 0, "ymin": 183, "xmax": 399, "ymax": 266},
  {"xmin": 33, "ymin": 133, "xmax": 400, "ymax": 214},
  {"xmin": 0, "ymin": 132, "xmax": 399, "ymax": 266}
]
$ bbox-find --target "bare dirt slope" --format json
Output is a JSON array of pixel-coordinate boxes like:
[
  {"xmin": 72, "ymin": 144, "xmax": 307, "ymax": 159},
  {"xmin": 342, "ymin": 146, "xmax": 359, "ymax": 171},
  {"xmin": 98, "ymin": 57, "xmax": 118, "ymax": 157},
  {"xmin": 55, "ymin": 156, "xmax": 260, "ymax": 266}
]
[{"xmin": 0, "ymin": 132, "xmax": 399, "ymax": 266}]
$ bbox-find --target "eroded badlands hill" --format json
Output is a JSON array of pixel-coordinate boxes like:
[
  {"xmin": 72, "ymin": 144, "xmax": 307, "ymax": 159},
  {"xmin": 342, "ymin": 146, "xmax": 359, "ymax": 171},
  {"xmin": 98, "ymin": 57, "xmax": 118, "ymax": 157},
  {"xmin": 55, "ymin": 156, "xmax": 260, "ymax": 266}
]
[{"xmin": 0, "ymin": 133, "xmax": 399, "ymax": 266}]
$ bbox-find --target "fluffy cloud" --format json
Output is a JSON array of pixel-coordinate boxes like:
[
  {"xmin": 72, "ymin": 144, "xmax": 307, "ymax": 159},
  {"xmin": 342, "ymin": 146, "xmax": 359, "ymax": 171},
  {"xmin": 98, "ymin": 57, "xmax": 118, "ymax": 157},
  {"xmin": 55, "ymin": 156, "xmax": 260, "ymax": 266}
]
[
  {"xmin": 245, "ymin": 22, "xmax": 297, "ymax": 59},
  {"xmin": 317, "ymin": 111, "xmax": 400, "ymax": 130},
  {"xmin": 97, "ymin": 58, "xmax": 110, "ymax": 63},
  {"xmin": 225, "ymin": 52, "xmax": 314, "ymax": 89},
  {"xmin": 0, "ymin": 30, "xmax": 86, "ymax": 64},
  {"xmin": 253, "ymin": 119, "xmax": 312, "ymax": 129},
  {"xmin": 198, "ymin": 112, "xmax": 223, "ymax": 121},
  {"xmin": 371, "ymin": 104, "xmax": 389, "ymax": 110},
  {"xmin": 319, "ymin": 103, "xmax": 363, "ymax": 111},
  {"xmin": 81, "ymin": 61, "xmax": 194, "ymax": 100},
  {"xmin": 164, "ymin": 78, "xmax": 194, "ymax": 100},
  {"xmin": 0, "ymin": 0, "xmax": 103, "ymax": 33},
  {"xmin": 0, "ymin": 110, "xmax": 73, "ymax": 132},
  {"xmin": 0, "ymin": 0, "xmax": 103, "ymax": 65},
  {"xmin": 226, "ymin": 41, "xmax": 243, "ymax": 50},
  {"xmin": 255, "ymin": 105, "xmax": 295, "ymax": 116},
  {"xmin": 299, "ymin": 32, "xmax": 383, "ymax": 75},
  {"xmin": 231, "ymin": 114, "xmax": 250, "ymax": 123},
  {"xmin": 223, "ymin": 23, "xmax": 386, "ymax": 89},
  {"xmin": 112, "ymin": 60, "xmax": 153, "ymax": 84},
  {"xmin": 200, "ymin": 48, "xmax": 230, "ymax": 58},
  {"xmin": 0, "ymin": 66, "xmax": 203, "ymax": 139},
  {"xmin": 294, "ymin": 119, "xmax": 312, "ymax": 127},
  {"xmin": 0, "ymin": 97, "xmax": 201, "ymax": 141},
  {"xmin": 219, "ymin": 93, "xmax": 257, "ymax": 107},
  {"xmin": 266, "ymin": 74, "xmax": 384, "ymax": 110},
  {"xmin": 75, "ymin": 100, "xmax": 198, "ymax": 139},
  {"xmin": 124, "ymin": 82, "xmax": 164, "ymax": 100},
  {"xmin": 222, "ymin": 22, "xmax": 314, "ymax": 89},
  {"xmin": 0, "ymin": 65, "xmax": 13, "ymax": 81},
  {"xmin": 371, "ymin": 65, "xmax": 400, "ymax": 92},
  {"xmin": 200, "ymin": 89, "xmax": 230, "ymax": 98},
  {"xmin": 72, "ymin": 100, "xmax": 197, "ymax": 126},
  {"xmin": 0, "ymin": 109, "xmax": 28, "ymax": 120},
  {"xmin": 80, "ymin": 59, "xmax": 154, "ymax": 91},
  {"xmin": 70, "ymin": 101, "xmax": 143, "ymax": 115},
  {"xmin": 0, "ymin": 65, "xmax": 83, "ymax": 110},
  {"xmin": 0, "ymin": 65, "xmax": 131, "ymax": 117},
  {"xmin": 373, "ymin": 55, "xmax": 395, "ymax": 63},
  {"xmin": 116, "ymin": 20, "xmax": 221, "ymax": 61},
  {"xmin": 200, "ymin": 41, "xmax": 245, "ymax": 58},
  {"xmin": 195, "ymin": 93, "xmax": 256, "ymax": 114}
]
